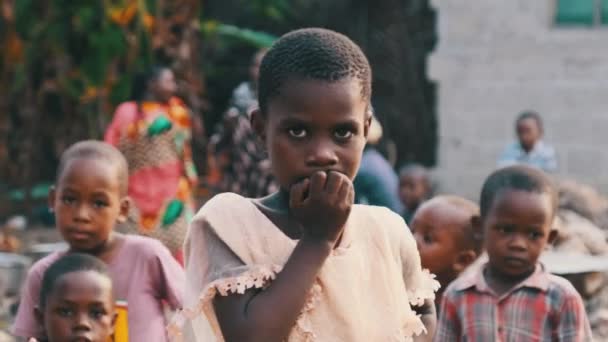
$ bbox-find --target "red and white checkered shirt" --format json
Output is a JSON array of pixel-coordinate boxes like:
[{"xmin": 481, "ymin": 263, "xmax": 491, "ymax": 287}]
[{"xmin": 434, "ymin": 263, "xmax": 592, "ymax": 342}]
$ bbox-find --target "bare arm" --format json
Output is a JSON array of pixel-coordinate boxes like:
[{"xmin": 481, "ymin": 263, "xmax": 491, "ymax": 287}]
[
  {"xmin": 412, "ymin": 299, "xmax": 437, "ymax": 342},
  {"xmin": 214, "ymin": 237, "xmax": 332, "ymax": 342},
  {"xmin": 214, "ymin": 171, "xmax": 353, "ymax": 342}
]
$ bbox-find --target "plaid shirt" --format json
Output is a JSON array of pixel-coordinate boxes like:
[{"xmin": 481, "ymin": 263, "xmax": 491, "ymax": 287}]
[{"xmin": 434, "ymin": 263, "xmax": 592, "ymax": 342}]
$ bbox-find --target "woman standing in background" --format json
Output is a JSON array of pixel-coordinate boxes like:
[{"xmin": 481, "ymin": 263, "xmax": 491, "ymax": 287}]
[{"xmin": 105, "ymin": 66, "xmax": 198, "ymax": 263}]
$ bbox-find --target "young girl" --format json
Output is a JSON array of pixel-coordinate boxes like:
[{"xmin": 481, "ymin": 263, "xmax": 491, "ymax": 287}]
[
  {"xmin": 12, "ymin": 140, "xmax": 184, "ymax": 342},
  {"xmin": 105, "ymin": 66, "xmax": 198, "ymax": 262},
  {"xmin": 172, "ymin": 28, "xmax": 439, "ymax": 342},
  {"xmin": 34, "ymin": 253, "xmax": 116, "ymax": 342}
]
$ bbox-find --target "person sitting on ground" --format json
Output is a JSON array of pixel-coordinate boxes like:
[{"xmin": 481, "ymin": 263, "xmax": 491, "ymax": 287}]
[
  {"xmin": 410, "ymin": 195, "xmax": 482, "ymax": 309},
  {"xmin": 498, "ymin": 110, "xmax": 557, "ymax": 172},
  {"xmin": 399, "ymin": 164, "xmax": 432, "ymax": 224},
  {"xmin": 33, "ymin": 253, "xmax": 116, "ymax": 342},
  {"xmin": 435, "ymin": 165, "xmax": 591, "ymax": 341},
  {"xmin": 354, "ymin": 114, "xmax": 403, "ymax": 213}
]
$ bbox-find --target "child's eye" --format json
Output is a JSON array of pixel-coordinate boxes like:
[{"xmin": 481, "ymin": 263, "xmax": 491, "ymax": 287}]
[
  {"xmin": 529, "ymin": 231, "xmax": 543, "ymax": 240},
  {"xmin": 423, "ymin": 233, "xmax": 433, "ymax": 244},
  {"xmin": 334, "ymin": 128, "xmax": 353, "ymax": 140},
  {"xmin": 288, "ymin": 128, "xmax": 307, "ymax": 138},
  {"xmin": 498, "ymin": 226, "xmax": 514, "ymax": 235},
  {"xmin": 90, "ymin": 308, "xmax": 107, "ymax": 319},
  {"xmin": 61, "ymin": 196, "xmax": 76, "ymax": 205},
  {"xmin": 93, "ymin": 200, "xmax": 108, "ymax": 208},
  {"xmin": 56, "ymin": 307, "xmax": 74, "ymax": 317}
]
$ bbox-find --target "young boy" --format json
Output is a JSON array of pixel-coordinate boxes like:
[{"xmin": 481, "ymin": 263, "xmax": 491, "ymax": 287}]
[
  {"xmin": 34, "ymin": 253, "xmax": 115, "ymax": 342},
  {"xmin": 410, "ymin": 195, "xmax": 482, "ymax": 308},
  {"xmin": 399, "ymin": 163, "xmax": 431, "ymax": 224},
  {"xmin": 435, "ymin": 166, "xmax": 592, "ymax": 341},
  {"xmin": 498, "ymin": 110, "xmax": 557, "ymax": 172},
  {"xmin": 12, "ymin": 140, "xmax": 184, "ymax": 341}
]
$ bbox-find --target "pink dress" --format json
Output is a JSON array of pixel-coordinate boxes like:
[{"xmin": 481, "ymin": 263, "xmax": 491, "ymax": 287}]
[{"xmin": 170, "ymin": 193, "xmax": 439, "ymax": 341}]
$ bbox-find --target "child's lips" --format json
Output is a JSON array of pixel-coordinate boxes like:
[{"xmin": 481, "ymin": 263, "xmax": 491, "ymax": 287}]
[
  {"xmin": 504, "ymin": 256, "xmax": 527, "ymax": 268},
  {"xmin": 67, "ymin": 229, "xmax": 92, "ymax": 241}
]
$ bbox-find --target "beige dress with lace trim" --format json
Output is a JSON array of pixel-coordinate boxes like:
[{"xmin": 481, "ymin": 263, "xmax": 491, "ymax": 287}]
[{"xmin": 169, "ymin": 193, "xmax": 439, "ymax": 341}]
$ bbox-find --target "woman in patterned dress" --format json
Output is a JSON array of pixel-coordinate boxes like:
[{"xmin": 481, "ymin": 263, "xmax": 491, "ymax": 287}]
[{"xmin": 104, "ymin": 66, "xmax": 198, "ymax": 263}]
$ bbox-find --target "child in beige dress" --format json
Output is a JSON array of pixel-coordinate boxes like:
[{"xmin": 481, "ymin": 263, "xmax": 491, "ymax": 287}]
[{"xmin": 170, "ymin": 28, "xmax": 439, "ymax": 342}]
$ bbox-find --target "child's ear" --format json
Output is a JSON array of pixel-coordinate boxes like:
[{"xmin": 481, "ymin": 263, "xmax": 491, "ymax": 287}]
[
  {"xmin": 111, "ymin": 310, "xmax": 118, "ymax": 336},
  {"xmin": 250, "ymin": 108, "xmax": 267, "ymax": 144},
  {"xmin": 452, "ymin": 250, "xmax": 478, "ymax": 273},
  {"xmin": 548, "ymin": 228, "xmax": 558, "ymax": 245},
  {"xmin": 48, "ymin": 186, "xmax": 56, "ymax": 213},
  {"xmin": 363, "ymin": 113, "xmax": 372, "ymax": 139},
  {"xmin": 471, "ymin": 215, "xmax": 484, "ymax": 242},
  {"xmin": 34, "ymin": 306, "xmax": 44, "ymax": 328},
  {"xmin": 117, "ymin": 197, "xmax": 131, "ymax": 224}
]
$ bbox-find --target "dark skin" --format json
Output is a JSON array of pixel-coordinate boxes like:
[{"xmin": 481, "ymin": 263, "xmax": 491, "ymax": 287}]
[
  {"xmin": 516, "ymin": 117, "xmax": 541, "ymax": 153},
  {"xmin": 483, "ymin": 190, "xmax": 557, "ymax": 296},
  {"xmin": 411, "ymin": 199, "xmax": 478, "ymax": 305},
  {"xmin": 48, "ymin": 158, "xmax": 130, "ymax": 266},
  {"xmin": 213, "ymin": 78, "xmax": 435, "ymax": 341},
  {"xmin": 399, "ymin": 172, "xmax": 430, "ymax": 212},
  {"xmin": 34, "ymin": 271, "xmax": 116, "ymax": 342}
]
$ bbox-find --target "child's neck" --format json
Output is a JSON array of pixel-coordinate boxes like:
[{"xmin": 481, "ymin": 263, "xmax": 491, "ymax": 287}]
[
  {"xmin": 255, "ymin": 191, "xmax": 301, "ymax": 239},
  {"xmin": 69, "ymin": 232, "xmax": 125, "ymax": 264},
  {"xmin": 483, "ymin": 264, "xmax": 535, "ymax": 297}
]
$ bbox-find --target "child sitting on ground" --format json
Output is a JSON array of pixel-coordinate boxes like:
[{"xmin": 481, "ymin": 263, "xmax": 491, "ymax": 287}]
[
  {"xmin": 410, "ymin": 195, "xmax": 482, "ymax": 308},
  {"xmin": 435, "ymin": 165, "xmax": 591, "ymax": 341},
  {"xmin": 399, "ymin": 164, "xmax": 432, "ymax": 224},
  {"xmin": 172, "ymin": 28, "xmax": 439, "ymax": 342},
  {"xmin": 12, "ymin": 140, "xmax": 184, "ymax": 342},
  {"xmin": 33, "ymin": 253, "xmax": 115, "ymax": 342}
]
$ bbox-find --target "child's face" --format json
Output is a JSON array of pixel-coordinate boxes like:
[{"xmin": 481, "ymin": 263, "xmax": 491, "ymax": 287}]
[
  {"xmin": 39, "ymin": 271, "xmax": 115, "ymax": 342},
  {"xmin": 483, "ymin": 190, "xmax": 556, "ymax": 279},
  {"xmin": 399, "ymin": 174, "xmax": 428, "ymax": 210},
  {"xmin": 254, "ymin": 79, "xmax": 370, "ymax": 190},
  {"xmin": 411, "ymin": 201, "xmax": 470, "ymax": 283},
  {"xmin": 516, "ymin": 118, "xmax": 541, "ymax": 151},
  {"xmin": 50, "ymin": 158, "xmax": 128, "ymax": 253}
]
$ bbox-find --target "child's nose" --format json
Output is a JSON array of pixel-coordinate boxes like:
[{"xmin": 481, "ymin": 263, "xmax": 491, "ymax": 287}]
[
  {"xmin": 306, "ymin": 142, "xmax": 338, "ymax": 168},
  {"xmin": 74, "ymin": 204, "xmax": 92, "ymax": 221},
  {"xmin": 73, "ymin": 312, "xmax": 92, "ymax": 330},
  {"xmin": 508, "ymin": 234, "xmax": 527, "ymax": 250}
]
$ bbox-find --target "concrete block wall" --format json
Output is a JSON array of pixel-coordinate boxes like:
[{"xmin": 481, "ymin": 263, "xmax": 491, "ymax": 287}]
[{"xmin": 429, "ymin": 0, "xmax": 608, "ymax": 200}]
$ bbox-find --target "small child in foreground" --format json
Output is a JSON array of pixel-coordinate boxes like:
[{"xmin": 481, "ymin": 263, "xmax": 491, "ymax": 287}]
[
  {"xmin": 172, "ymin": 28, "xmax": 439, "ymax": 342},
  {"xmin": 33, "ymin": 253, "xmax": 115, "ymax": 342},
  {"xmin": 12, "ymin": 140, "xmax": 184, "ymax": 341},
  {"xmin": 410, "ymin": 195, "xmax": 482, "ymax": 308},
  {"xmin": 434, "ymin": 165, "xmax": 592, "ymax": 341}
]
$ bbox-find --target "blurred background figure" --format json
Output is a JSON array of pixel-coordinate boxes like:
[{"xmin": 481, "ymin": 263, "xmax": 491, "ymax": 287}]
[
  {"xmin": 105, "ymin": 66, "xmax": 198, "ymax": 264},
  {"xmin": 399, "ymin": 163, "xmax": 432, "ymax": 224},
  {"xmin": 354, "ymin": 114, "xmax": 403, "ymax": 213},
  {"xmin": 207, "ymin": 48, "xmax": 277, "ymax": 198},
  {"xmin": 498, "ymin": 110, "xmax": 557, "ymax": 173}
]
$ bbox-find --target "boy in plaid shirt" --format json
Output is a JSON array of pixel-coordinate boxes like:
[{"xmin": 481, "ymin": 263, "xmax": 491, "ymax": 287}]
[{"xmin": 435, "ymin": 166, "xmax": 592, "ymax": 341}]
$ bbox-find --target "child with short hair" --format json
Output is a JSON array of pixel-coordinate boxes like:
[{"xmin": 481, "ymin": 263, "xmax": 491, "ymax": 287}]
[
  {"xmin": 498, "ymin": 110, "xmax": 558, "ymax": 172},
  {"xmin": 172, "ymin": 28, "xmax": 439, "ymax": 341},
  {"xmin": 410, "ymin": 195, "xmax": 482, "ymax": 308},
  {"xmin": 34, "ymin": 253, "xmax": 115, "ymax": 342},
  {"xmin": 399, "ymin": 164, "xmax": 432, "ymax": 224},
  {"xmin": 435, "ymin": 165, "xmax": 592, "ymax": 341},
  {"xmin": 12, "ymin": 140, "xmax": 184, "ymax": 341}
]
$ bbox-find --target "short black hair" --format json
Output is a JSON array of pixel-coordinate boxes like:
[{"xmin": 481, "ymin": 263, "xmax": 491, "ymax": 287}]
[
  {"xmin": 480, "ymin": 165, "xmax": 557, "ymax": 219},
  {"xmin": 39, "ymin": 253, "xmax": 110, "ymax": 308},
  {"xmin": 258, "ymin": 28, "xmax": 371, "ymax": 113},
  {"xmin": 437, "ymin": 195, "xmax": 483, "ymax": 254},
  {"xmin": 516, "ymin": 110, "xmax": 543, "ymax": 133},
  {"xmin": 56, "ymin": 140, "xmax": 128, "ymax": 195}
]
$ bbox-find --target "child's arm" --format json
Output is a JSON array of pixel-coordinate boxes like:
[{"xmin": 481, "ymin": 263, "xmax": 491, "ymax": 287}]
[
  {"xmin": 554, "ymin": 290, "xmax": 592, "ymax": 341},
  {"xmin": 214, "ymin": 171, "xmax": 353, "ymax": 342},
  {"xmin": 412, "ymin": 299, "xmax": 436, "ymax": 342}
]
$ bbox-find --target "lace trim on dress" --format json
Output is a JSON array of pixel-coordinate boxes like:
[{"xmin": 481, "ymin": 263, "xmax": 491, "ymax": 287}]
[{"xmin": 407, "ymin": 269, "xmax": 441, "ymax": 307}]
